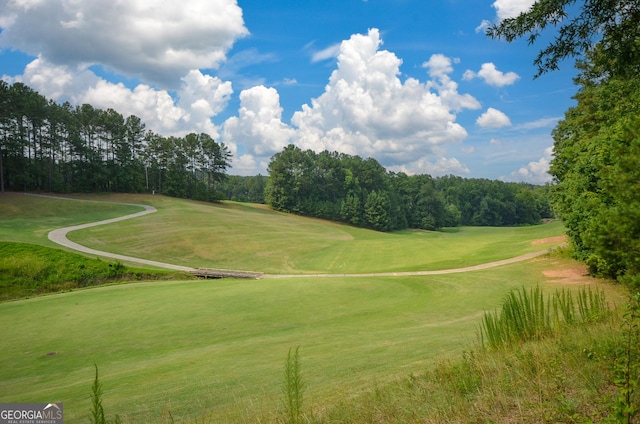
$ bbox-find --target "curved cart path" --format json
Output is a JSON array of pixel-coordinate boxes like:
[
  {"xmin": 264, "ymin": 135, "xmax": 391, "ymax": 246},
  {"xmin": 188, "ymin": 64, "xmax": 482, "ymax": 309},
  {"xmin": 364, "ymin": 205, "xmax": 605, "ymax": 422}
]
[
  {"xmin": 260, "ymin": 250, "xmax": 550, "ymax": 279},
  {"xmin": 40, "ymin": 194, "xmax": 196, "ymax": 272},
  {"xmin": 40, "ymin": 194, "xmax": 556, "ymax": 278}
]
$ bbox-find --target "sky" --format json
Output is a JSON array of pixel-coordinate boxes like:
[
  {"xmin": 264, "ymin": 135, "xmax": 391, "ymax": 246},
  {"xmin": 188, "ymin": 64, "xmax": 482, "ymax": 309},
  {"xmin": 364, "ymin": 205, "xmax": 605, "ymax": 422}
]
[{"xmin": 0, "ymin": 0, "xmax": 579, "ymax": 184}]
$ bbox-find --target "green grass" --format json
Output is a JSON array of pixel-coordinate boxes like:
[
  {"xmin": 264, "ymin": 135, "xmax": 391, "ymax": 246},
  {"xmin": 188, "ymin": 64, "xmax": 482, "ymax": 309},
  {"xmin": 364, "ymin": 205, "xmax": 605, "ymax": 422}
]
[
  {"xmin": 0, "ymin": 242, "xmax": 185, "ymax": 300},
  {"xmin": 0, "ymin": 193, "xmax": 143, "ymax": 247},
  {"xmin": 0, "ymin": 191, "xmax": 626, "ymax": 423},
  {"xmin": 479, "ymin": 285, "xmax": 609, "ymax": 349},
  {"xmin": 24, "ymin": 193, "xmax": 566, "ymax": 274},
  {"xmin": 322, "ymin": 313, "xmax": 635, "ymax": 423},
  {"xmin": 0, "ymin": 256, "xmax": 617, "ymax": 423}
]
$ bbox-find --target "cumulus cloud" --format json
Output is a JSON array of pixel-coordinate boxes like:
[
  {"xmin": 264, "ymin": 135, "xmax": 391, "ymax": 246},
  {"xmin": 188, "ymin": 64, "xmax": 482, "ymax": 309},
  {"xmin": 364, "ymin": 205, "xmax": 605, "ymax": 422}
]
[
  {"xmin": 5, "ymin": 57, "xmax": 232, "ymax": 137},
  {"xmin": 422, "ymin": 54, "xmax": 457, "ymax": 78},
  {"xmin": 0, "ymin": 0, "xmax": 248, "ymax": 88},
  {"xmin": 288, "ymin": 29, "xmax": 478, "ymax": 170},
  {"xmin": 508, "ymin": 146, "xmax": 553, "ymax": 184},
  {"xmin": 389, "ymin": 156, "xmax": 471, "ymax": 177},
  {"xmin": 222, "ymin": 86, "xmax": 295, "ymax": 165},
  {"xmin": 492, "ymin": 0, "xmax": 536, "ymax": 21},
  {"xmin": 463, "ymin": 63, "xmax": 520, "ymax": 87},
  {"xmin": 477, "ymin": 107, "xmax": 512, "ymax": 128}
]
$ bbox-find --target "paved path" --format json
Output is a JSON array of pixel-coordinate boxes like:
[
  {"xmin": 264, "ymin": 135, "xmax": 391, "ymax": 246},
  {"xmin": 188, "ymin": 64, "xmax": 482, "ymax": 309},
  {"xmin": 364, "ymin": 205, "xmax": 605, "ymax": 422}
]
[
  {"xmin": 39, "ymin": 194, "xmax": 196, "ymax": 272},
  {"xmin": 260, "ymin": 250, "xmax": 549, "ymax": 278},
  {"xmin": 39, "ymin": 194, "xmax": 553, "ymax": 278}
]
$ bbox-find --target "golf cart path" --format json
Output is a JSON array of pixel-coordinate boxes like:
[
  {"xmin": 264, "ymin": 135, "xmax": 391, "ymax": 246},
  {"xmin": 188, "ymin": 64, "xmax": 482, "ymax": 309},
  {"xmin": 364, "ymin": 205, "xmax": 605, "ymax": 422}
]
[
  {"xmin": 40, "ymin": 194, "xmax": 196, "ymax": 272},
  {"xmin": 40, "ymin": 194, "xmax": 555, "ymax": 278}
]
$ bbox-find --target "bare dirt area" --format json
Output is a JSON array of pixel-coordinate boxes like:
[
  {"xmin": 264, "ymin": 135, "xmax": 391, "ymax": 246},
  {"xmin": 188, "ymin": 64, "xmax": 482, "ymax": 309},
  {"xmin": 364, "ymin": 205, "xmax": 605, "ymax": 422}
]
[
  {"xmin": 543, "ymin": 263, "xmax": 592, "ymax": 285},
  {"xmin": 531, "ymin": 235, "xmax": 568, "ymax": 246}
]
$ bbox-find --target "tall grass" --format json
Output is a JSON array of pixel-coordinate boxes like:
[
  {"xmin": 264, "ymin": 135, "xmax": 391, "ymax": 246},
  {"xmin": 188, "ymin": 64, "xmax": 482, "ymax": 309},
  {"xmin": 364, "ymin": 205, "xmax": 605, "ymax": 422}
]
[
  {"xmin": 480, "ymin": 285, "xmax": 609, "ymax": 349},
  {"xmin": 282, "ymin": 347, "xmax": 305, "ymax": 424}
]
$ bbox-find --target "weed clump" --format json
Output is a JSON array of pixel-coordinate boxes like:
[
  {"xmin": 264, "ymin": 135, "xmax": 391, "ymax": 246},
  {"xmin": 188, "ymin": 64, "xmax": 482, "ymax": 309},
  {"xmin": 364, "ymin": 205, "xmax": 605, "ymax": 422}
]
[{"xmin": 479, "ymin": 285, "xmax": 609, "ymax": 349}]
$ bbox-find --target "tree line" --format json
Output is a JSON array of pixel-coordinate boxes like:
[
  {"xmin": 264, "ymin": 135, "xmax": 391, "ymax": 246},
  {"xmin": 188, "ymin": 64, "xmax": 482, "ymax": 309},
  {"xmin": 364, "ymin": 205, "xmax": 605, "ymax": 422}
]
[
  {"xmin": 490, "ymin": 0, "xmax": 640, "ymax": 287},
  {"xmin": 0, "ymin": 80, "xmax": 231, "ymax": 201},
  {"xmin": 264, "ymin": 145, "xmax": 552, "ymax": 231}
]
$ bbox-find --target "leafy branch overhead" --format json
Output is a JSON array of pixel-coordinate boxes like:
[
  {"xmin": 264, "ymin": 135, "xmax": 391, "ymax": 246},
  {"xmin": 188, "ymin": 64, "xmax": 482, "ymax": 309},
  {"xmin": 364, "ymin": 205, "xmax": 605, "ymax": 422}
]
[{"xmin": 487, "ymin": 0, "xmax": 640, "ymax": 78}]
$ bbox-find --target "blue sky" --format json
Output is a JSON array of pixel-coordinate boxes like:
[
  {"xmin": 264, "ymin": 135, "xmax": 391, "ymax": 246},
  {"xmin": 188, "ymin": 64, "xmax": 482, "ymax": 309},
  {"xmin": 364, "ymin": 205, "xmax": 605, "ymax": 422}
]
[{"xmin": 0, "ymin": 0, "xmax": 578, "ymax": 183}]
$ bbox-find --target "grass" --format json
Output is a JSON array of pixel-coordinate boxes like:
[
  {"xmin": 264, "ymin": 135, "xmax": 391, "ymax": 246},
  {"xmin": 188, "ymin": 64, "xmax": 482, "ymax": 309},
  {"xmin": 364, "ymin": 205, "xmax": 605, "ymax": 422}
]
[
  {"xmin": 0, "ymin": 193, "xmax": 143, "ymax": 247},
  {"xmin": 0, "ymin": 192, "xmax": 567, "ymax": 273},
  {"xmin": 0, "ymin": 191, "xmax": 628, "ymax": 423},
  {"xmin": 322, "ymin": 312, "xmax": 635, "ymax": 423},
  {"xmin": 0, "ymin": 256, "xmax": 621, "ymax": 423},
  {"xmin": 0, "ymin": 242, "xmax": 185, "ymax": 300},
  {"xmin": 479, "ymin": 285, "xmax": 609, "ymax": 349}
]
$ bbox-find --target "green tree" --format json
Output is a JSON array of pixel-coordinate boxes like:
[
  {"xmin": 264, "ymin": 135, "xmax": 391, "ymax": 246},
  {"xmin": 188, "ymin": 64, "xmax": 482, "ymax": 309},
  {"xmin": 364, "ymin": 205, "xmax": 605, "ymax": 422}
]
[
  {"xmin": 488, "ymin": 0, "xmax": 640, "ymax": 78},
  {"xmin": 549, "ymin": 63, "xmax": 640, "ymax": 284},
  {"xmin": 364, "ymin": 190, "xmax": 391, "ymax": 231}
]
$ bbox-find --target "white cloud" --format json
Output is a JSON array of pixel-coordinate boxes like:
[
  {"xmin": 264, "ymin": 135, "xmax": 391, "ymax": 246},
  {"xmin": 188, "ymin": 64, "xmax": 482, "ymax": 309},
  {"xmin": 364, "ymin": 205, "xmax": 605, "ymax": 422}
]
[
  {"xmin": 290, "ymin": 29, "xmax": 477, "ymax": 170},
  {"xmin": 475, "ymin": 20, "xmax": 492, "ymax": 33},
  {"xmin": 389, "ymin": 156, "xmax": 471, "ymax": 176},
  {"xmin": 6, "ymin": 57, "xmax": 232, "ymax": 137},
  {"xmin": 0, "ymin": 0, "xmax": 248, "ymax": 88},
  {"xmin": 508, "ymin": 146, "xmax": 553, "ymax": 184},
  {"xmin": 422, "ymin": 54, "xmax": 457, "ymax": 78},
  {"xmin": 311, "ymin": 43, "xmax": 341, "ymax": 63},
  {"xmin": 222, "ymin": 86, "xmax": 295, "ymax": 161},
  {"xmin": 514, "ymin": 117, "xmax": 561, "ymax": 130},
  {"xmin": 477, "ymin": 107, "xmax": 512, "ymax": 128},
  {"xmin": 464, "ymin": 63, "xmax": 519, "ymax": 87},
  {"xmin": 492, "ymin": 0, "xmax": 536, "ymax": 21}
]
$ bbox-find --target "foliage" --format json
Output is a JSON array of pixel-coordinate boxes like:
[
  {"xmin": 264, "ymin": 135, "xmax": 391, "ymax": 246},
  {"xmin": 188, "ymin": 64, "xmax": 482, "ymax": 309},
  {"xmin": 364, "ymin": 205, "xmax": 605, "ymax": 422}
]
[
  {"xmin": 265, "ymin": 145, "xmax": 552, "ymax": 231},
  {"xmin": 549, "ymin": 69, "xmax": 640, "ymax": 284},
  {"xmin": 479, "ymin": 285, "xmax": 609, "ymax": 349},
  {"xmin": 0, "ymin": 241, "xmax": 178, "ymax": 300},
  {"xmin": 487, "ymin": 0, "xmax": 640, "ymax": 79},
  {"xmin": 0, "ymin": 80, "xmax": 231, "ymax": 201},
  {"xmin": 489, "ymin": 0, "xmax": 640, "ymax": 288},
  {"xmin": 90, "ymin": 365, "xmax": 120, "ymax": 424},
  {"xmin": 217, "ymin": 174, "xmax": 267, "ymax": 203},
  {"xmin": 282, "ymin": 346, "xmax": 305, "ymax": 424},
  {"xmin": 612, "ymin": 292, "xmax": 640, "ymax": 423},
  {"xmin": 90, "ymin": 365, "xmax": 106, "ymax": 424}
]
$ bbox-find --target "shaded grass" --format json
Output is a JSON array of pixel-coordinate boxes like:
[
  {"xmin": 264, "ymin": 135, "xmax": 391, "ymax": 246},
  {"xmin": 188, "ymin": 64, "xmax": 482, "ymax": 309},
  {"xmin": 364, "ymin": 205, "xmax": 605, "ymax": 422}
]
[{"xmin": 0, "ymin": 242, "xmax": 187, "ymax": 300}]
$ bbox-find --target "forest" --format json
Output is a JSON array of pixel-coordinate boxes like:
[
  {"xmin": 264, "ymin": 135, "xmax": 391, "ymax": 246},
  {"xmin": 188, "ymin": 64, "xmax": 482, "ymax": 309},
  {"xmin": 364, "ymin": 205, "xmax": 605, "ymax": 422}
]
[
  {"xmin": 0, "ymin": 81, "xmax": 231, "ymax": 201},
  {"xmin": 1, "ymin": 79, "xmax": 552, "ymax": 232},
  {"xmin": 488, "ymin": 0, "xmax": 640, "ymax": 287},
  {"xmin": 263, "ymin": 146, "xmax": 552, "ymax": 231}
]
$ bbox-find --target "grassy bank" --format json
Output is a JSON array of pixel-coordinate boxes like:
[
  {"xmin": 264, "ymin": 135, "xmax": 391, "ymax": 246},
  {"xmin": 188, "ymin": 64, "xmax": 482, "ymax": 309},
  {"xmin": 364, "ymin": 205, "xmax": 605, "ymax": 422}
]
[
  {"xmin": 0, "ymin": 242, "xmax": 186, "ymax": 300},
  {"xmin": 321, "ymin": 307, "xmax": 637, "ymax": 423}
]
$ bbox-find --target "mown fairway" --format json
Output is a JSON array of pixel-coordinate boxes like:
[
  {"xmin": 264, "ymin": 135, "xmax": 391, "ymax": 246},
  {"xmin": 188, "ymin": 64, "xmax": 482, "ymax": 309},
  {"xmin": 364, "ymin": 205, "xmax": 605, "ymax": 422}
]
[
  {"xmin": 53, "ymin": 193, "xmax": 564, "ymax": 274},
  {"xmin": 0, "ymin": 193, "xmax": 573, "ymax": 422}
]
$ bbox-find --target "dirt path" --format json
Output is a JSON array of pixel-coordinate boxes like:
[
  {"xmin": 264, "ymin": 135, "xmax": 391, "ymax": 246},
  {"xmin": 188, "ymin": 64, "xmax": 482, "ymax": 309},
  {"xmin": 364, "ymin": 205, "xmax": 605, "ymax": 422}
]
[{"xmin": 40, "ymin": 194, "xmax": 556, "ymax": 278}]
